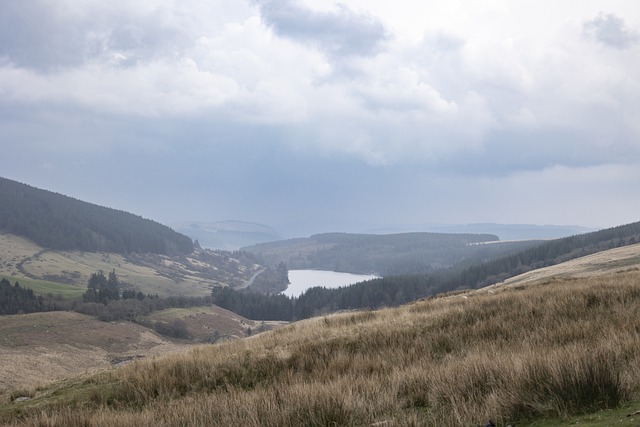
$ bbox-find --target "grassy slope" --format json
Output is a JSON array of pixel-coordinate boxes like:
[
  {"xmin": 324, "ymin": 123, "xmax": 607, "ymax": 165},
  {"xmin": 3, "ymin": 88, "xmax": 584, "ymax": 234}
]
[
  {"xmin": 490, "ymin": 243, "xmax": 640, "ymax": 288},
  {"xmin": 0, "ymin": 232, "xmax": 262, "ymax": 298},
  {"xmin": 0, "ymin": 311, "xmax": 188, "ymax": 394},
  {"xmin": 0, "ymin": 306, "xmax": 275, "ymax": 396},
  {"xmin": 2, "ymin": 244, "xmax": 640, "ymax": 426},
  {"xmin": 141, "ymin": 305, "xmax": 286, "ymax": 343}
]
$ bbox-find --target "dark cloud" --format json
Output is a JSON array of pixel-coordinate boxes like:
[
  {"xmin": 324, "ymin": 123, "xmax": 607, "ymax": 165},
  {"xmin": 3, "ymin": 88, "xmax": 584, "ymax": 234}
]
[
  {"xmin": 255, "ymin": 0, "xmax": 388, "ymax": 57},
  {"xmin": 583, "ymin": 12, "xmax": 639, "ymax": 49}
]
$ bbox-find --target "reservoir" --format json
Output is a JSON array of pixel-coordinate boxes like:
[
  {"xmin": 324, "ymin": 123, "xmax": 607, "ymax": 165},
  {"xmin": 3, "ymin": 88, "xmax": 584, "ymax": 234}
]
[{"xmin": 282, "ymin": 270, "xmax": 380, "ymax": 298}]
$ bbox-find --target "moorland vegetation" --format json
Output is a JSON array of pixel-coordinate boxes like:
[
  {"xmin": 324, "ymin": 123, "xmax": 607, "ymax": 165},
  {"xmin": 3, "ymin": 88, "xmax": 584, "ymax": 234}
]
[
  {"xmin": 2, "ymin": 176, "xmax": 640, "ymax": 425},
  {"xmin": 3, "ymin": 267, "xmax": 640, "ymax": 426}
]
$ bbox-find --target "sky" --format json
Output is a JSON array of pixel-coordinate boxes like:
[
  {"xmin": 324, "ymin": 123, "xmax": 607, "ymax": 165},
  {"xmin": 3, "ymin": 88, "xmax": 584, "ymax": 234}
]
[{"xmin": 1, "ymin": 0, "xmax": 640, "ymax": 237}]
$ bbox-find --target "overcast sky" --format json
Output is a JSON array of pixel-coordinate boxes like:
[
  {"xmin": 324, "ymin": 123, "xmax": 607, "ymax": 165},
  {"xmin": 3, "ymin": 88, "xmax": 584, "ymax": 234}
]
[{"xmin": 2, "ymin": 0, "xmax": 639, "ymax": 236}]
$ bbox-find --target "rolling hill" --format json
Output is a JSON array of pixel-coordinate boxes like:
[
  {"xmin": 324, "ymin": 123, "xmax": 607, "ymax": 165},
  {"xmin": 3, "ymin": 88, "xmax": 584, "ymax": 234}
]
[
  {"xmin": 213, "ymin": 220, "xmax": 640, "ymax": 321},
  {"xmin": 243, "ymin": 231, "xmax": 543, "ymax": 275},
  {"xmin": 0, "ymin": 304, "xmax": 282, "ymax": 394},
  {"xmin": 0, "ymin": 177, "xmax": 287, "ymax": 298},
  {"xmin": 3, "ymin": 243, "xmax": 640, "ymax": 426},
  {"xmin": 0, "ymin": 232, "xmax": 264, "ymax": 298},
  {"xmin": 0, "ymin": 177, "xmax": 193, "ymax": 255}
]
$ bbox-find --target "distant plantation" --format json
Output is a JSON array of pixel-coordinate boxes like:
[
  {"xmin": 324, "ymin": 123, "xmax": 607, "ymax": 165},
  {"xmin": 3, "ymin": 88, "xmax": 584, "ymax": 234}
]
[
  {"xmin": 243, "ymin": 231, "xmax": 542, "ymax": 275},
  {"xmin": 0, "ymin": 177, "xmax": 193, "ymax": 255},
  {"xmin": 217, "ymin": 221, "xmax": 640, "ymax": 321}
]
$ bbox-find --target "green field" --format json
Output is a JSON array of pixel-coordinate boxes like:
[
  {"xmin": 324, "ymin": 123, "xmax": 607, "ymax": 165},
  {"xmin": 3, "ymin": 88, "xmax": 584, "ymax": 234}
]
[
  {"xmin": 0, "ymin": 232, "xmax": 262, "ymax": 298},
  {"xmin": 9, "ymin": 277, "xmax": 85, "ymax": 299}
]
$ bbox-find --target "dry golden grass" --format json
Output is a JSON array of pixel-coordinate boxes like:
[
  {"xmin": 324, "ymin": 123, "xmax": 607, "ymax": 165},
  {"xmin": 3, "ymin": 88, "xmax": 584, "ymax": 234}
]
[
  {"xmin": 0, "ymin": 312, "xmax": 190, "ymax": 395},
  {"xmin": 0, "ymin": 306, "xmax": 278, "ymax": 394},
  {"xmin": 3, "ymin": 265, "xmax": 640, "ymax": 426},
  {"xmin": 486, "ymin": 242, "xmax": 640, "ymax": 289}
]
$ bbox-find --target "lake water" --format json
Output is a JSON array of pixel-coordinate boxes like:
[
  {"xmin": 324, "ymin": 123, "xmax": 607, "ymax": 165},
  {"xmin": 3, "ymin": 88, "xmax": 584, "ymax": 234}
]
[{"xmin": 282, "ymin": 270, "xmax": 380, "ymax": 298}]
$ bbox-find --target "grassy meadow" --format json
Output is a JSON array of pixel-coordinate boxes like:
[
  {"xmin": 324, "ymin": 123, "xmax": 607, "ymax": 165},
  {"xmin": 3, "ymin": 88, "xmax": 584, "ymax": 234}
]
[
  {"xmin": 0, "ymin": 232, "xmax": 263, "ymax": 298},
  {"xmin": 3, "ymin": 266, "xmax": 640, "ymax": 426}
]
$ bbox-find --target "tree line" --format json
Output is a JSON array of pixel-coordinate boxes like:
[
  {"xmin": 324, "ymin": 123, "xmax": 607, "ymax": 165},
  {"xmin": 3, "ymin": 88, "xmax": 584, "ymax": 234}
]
[
  {"xmin": 4, "ymin": 220, "xmax": 640, "ymax": 325},
  {"xmin": 1, "ymin": 270, "xmax": 211, "ymax": 340},
  {"xmin": 0, "ymin": 278, "xmax": 66, "ymax": 315},
  {"xmin": 0, "ymin": 177, "xmax": 193, "ymax": 255},
  {"xmin": 244, "ymin": 231, "xmax": 541, "ymax": 276},
  {"xmin": 213, "ymin": 220, "xmax": 640, "ymax": 321}
]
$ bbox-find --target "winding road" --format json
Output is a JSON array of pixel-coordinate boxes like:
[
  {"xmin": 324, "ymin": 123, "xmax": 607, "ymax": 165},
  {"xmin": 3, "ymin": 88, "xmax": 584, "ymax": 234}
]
[{"xmin": 237, "ymin": 268, "xmax": 265, "ymax": 290}]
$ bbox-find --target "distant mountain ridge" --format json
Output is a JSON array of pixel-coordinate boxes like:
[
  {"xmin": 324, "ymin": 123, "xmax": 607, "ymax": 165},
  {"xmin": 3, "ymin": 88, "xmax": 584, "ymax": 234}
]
[
  {"xmin": 243, "ymin": 231, "xmax": 543, "ymax": 275},
  {"xmin": 0, "ymin": 177, "xmax": 193, "ymax": 256},
  {"xmin": 362, "ymin": 223, "xmax": 593, "ymax": 240},
  {"xmin": 217, "ymin": 220, "xmax": 640, "ymax": 322},
  {"xmin": 172, "ymin": 220, "xmax": 281, "ymax": 251},
  {"xmin": 423, "ymin": 223, "xmax": 594, "ymax": 240}
]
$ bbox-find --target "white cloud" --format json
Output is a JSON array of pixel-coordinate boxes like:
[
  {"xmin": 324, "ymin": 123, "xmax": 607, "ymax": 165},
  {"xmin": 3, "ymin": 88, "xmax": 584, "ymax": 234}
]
[{"xmin": 0, "ymin": 60, "xmax": 242, "ymax": 116}]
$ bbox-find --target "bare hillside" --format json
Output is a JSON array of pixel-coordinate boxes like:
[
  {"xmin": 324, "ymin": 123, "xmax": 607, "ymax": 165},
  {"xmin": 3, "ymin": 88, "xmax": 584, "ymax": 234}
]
[
  {"xmin": 0, "ymin": 311, "xmax": 188, "ymax": 393},
  {"xmin": 0, "ymin": 306, "xmax": 285, "ymax": 396},
  {"xmin": 479, "ymin": 242, "xmax": 640, "ymax": 292}
]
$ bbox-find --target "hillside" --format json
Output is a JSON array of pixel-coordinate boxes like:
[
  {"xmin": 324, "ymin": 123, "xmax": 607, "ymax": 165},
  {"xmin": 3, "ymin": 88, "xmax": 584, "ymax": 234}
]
[
  {"xmin": 485, "ymin": 242, "xmax": 640, "ymax": 290},
  {"xmin": 0, "ymin": 177, "xmax": 193, "ymax": 255},
  {"xmin": 0, "ymin": 305, "xmax": 279, "ymax": 394},
  {"xmin": 211, "ymin": 220, "xmax": 640, "ymax": 321},
  {"xmin": 0, "ymin": 311, "xmax": 188, "ymax": 393},
  {"xmin": 424, "ymin": 223, "xmax": 593, "ymax": 240},
  {"xmin": 0, "ymin": 232, "xmax": 265, "ymax": 297},
  {"xmin": 2, "ymin": 248, "xmax": 640, "ymax": 426},
  {"xmin": 243, "ymin": 231, "xmax": 542, "ymax": 275}
]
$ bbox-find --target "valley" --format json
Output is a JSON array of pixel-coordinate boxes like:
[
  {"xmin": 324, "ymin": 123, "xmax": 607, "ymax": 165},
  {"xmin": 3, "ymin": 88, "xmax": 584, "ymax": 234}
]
[
  {"xmin": 2, "ymin": 177, "xmax": 640, "ymax": 425},
  {"xmin": 0, "ymin": 232, "xmax": 263, "ymax": 298},
  {"xmin": 3, "ymin": 245, "xmax": 640, "ymax": 426}
]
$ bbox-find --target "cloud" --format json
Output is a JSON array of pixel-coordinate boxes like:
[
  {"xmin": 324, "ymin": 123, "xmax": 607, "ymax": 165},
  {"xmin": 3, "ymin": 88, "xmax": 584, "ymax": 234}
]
[
  {"xmin": 583, "ymin": 12, "xmax": 639, "ymax": 49},
  {"xmin": 255, "ymin": 0, "xmax": 388, "ymax": 58},
  {"xmin": 2, "ymin": 1, "xmax": 640, "ymax": 233},
  {"xmin": 0, "ymin": 0, "xmax": 194, "ymax": 72}
]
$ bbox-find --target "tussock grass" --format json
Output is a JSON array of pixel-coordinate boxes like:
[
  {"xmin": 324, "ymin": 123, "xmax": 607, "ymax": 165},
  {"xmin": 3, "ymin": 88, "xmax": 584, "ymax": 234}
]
[{"xmin": 4, "ymin": 270, "xmax": 640, "ymax": 426}]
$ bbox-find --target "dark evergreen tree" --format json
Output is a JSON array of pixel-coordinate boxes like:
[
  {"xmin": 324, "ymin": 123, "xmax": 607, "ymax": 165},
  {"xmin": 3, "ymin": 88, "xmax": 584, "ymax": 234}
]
[
  {"xmin": 0, "ymin": 278, "xmax": 48, "ymax": 314},
  {"xmin": 0, "ymin": 176, "xmax": 194, "ymax": 255}
]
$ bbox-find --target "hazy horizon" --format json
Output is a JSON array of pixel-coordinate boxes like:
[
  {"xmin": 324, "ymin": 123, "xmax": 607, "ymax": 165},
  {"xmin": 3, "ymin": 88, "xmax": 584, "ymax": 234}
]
[{"xmin": 2, "ymin": 1, "xmax": 639, "ymax": 232}]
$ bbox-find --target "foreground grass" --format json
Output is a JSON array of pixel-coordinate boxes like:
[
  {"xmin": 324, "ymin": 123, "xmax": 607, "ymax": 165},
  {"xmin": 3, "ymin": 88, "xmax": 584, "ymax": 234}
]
[
  {"xmin": 3, "ymin": 269, "xmax": 640, "ymax": 426},
  {"xmin": 523, "ymin": 402, "xmax": 640, "ymax": 426}
]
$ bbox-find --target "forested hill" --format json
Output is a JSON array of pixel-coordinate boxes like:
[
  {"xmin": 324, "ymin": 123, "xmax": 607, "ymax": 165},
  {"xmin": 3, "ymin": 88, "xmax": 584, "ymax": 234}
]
[
  {"xmin": 0, "ymin": 177, "xmax": 193, "ymax": 255},
  {"xmin": 215, "ymin": 221, "xmax": 640, "ymax": 321},
  {"xmin": 243, "ymin": 231, "xmax": 531, "ymax": 275}
]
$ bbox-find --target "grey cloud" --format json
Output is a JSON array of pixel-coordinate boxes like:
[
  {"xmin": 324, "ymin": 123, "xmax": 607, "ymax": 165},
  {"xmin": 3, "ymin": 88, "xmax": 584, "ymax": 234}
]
[
  {"xmin": 0, "ymin": 1, "xmax": 189, "ymax": 71},
  {"xmin": 583, "ymin": 12, "xmax": 639, "ymax": 49},
  {"xmin": 0, "ymin": 1, "xmax": 84, "ymax": 70},
  {"xmin": 256, "ymin": 0, "xmax": 387, "ymax": 57}
]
